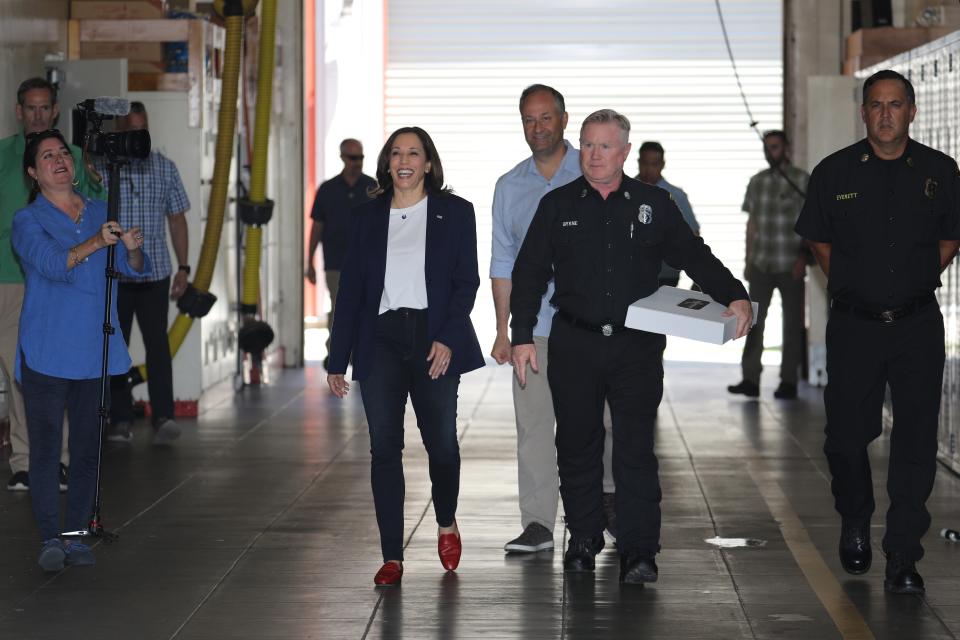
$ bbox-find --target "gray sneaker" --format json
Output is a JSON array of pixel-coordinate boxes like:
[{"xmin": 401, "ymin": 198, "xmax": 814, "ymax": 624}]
[
  {"xmin": 153, "ymin": 418, "xmax": 181, "ymax": 446},
  {"xmin": 64, "ymin": 540, "xmax": 95, "ymax": 567},
  {"xmin": 504, "ymin": 522, "xmax": 554, "ymax": 553},
  {"xmin": 106, "ymin": 421, "xmax": 132, "ymax": 443},
  {"xmin": 38, "ymin": 538, "xmax": 65, "ymax": 572}
]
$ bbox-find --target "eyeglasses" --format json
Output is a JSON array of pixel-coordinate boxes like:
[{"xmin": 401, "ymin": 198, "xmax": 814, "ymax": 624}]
[
  {"xmin": 25, "ymin": 128, "xmax": 61, "ymax": 142},
  {"xmin": 342, "ymin": 154, "xmax": 364, "ymax": 161}
]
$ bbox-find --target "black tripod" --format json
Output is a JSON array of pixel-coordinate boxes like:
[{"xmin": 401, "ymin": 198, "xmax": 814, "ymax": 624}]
[{"xmin": 61, "ymin": 158, "xmax": 127, "ymax": 543}]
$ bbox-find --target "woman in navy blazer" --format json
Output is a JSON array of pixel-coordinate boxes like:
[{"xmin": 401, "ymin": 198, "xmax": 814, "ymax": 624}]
[{"xmin": 327, "ymin": 127, "xmax": 484, "ymax": 586}]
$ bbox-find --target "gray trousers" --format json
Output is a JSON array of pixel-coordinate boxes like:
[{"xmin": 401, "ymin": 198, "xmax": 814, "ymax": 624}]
[
  {"xmin": 514, "ymin": 336, "xmax": 614, "ymax": 530},
  {"xmin": 741, "ymin": 269, "xmax": 804, "ymax": 385}
]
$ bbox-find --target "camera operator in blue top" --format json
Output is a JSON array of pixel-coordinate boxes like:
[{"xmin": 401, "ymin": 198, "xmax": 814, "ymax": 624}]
[{"xmin": 12, "ymin": 129, "xmax": 150, "ymax": 572}]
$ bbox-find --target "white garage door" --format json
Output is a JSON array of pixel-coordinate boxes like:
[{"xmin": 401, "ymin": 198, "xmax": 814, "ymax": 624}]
[{"xmin": 386, "ymin": 0, "xmax": 783, "ymax": 358}]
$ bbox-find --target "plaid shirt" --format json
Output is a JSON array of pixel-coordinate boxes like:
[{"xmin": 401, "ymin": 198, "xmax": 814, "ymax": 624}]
[
  {"xmin": 94, "ymin": 151, "xmax": 190, "ymax": 282},
  {"xmin": 742, "ymin": 163, "xmax": 810, "ymax": 273}
]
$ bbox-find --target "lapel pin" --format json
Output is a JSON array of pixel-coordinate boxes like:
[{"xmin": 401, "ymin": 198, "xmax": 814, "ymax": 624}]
[
  {"xmin": 860, "ymin": 153, "xmax": 869, "ymax": 162},
  {"xmin": 580, "ymin": 189, "xmax": 587, "ymax": 198},
  {"xmin": 624, "ymin": 191, "xmax": 631, "ymax": 200}
]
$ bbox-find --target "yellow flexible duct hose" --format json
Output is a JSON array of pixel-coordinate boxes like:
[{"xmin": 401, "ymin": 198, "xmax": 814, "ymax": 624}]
[
  {"xmin": 241, "ymin": 0, "xmax": 277, "ymax": 310},
  {"xmin": 132, "ymin": 6, "xmax": 248, "ymax": 383}
]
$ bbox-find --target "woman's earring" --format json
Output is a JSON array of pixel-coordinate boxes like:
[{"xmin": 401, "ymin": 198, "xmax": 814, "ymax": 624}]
[{"xmin": 71, "ymin": 177, "xmax": 80, "ymax": 186}]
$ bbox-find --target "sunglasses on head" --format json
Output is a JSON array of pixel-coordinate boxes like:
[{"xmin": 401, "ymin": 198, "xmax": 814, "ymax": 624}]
[
  {"xmin": 342, "ymin": 153, "xmax": 364, "ymax": 161},
  {"xmin": 25, "ymin": 128, "xmax": 61, "ymax": 142}
]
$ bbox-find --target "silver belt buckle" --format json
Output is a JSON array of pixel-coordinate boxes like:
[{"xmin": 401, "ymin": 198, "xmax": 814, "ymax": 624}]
[
  {"xmin": 601, "ymin": 324, "xmax": 613, "ymax": 337},
  {"xmin": 880, "ymin": 310, "xmax": 895, "ymax": 323}
]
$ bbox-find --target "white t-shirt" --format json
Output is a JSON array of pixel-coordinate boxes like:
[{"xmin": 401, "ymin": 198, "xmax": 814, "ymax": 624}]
[{"xmin": 379, "ymin": 196, "xmax": 429, "ymax": 314}]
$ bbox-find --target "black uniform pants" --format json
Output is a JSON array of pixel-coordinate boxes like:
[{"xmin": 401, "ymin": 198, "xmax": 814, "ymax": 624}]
[
  {"xmin": 548, "ymin": 317, "xmax": 665, "ymax": 556},
  {"xmin": 110, "ymin": 278, "xmax": 175, "ymax": 425},
  {"xmin": 824, "ymin": 302, "xmax": 944, "ymax": 561}
]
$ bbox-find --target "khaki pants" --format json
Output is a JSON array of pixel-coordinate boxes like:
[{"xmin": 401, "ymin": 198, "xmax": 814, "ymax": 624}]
[
  {"xmin": 0, "ymin": 283, "xmax": 68, "ymax": 475},
  {"xmin": 514, "ymin": 335, "xmax": 614, "ymax": 530},
  {"xmin": 324, "ymin": 270, "xmax": 341, "ymax": 355}
]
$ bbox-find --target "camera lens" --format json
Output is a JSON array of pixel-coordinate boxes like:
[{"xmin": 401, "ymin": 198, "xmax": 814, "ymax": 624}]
[{"xmin": 107, "ymin": 129, "xmax": 151, "ymax": 160}]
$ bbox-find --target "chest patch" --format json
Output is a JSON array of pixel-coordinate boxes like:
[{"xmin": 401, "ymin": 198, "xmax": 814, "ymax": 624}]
[{"xmin": 638, "ymin": 204, "xmax": 653, "ymax": 225}]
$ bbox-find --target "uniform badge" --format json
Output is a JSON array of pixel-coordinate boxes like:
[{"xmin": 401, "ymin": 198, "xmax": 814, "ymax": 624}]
[
  {"xmin": 638, "ymin": 204, "xmax": 653, "ymax": 225},
  {"xmin": 924, "ymin": 178, "xmax": 939, "ymax": 199}
]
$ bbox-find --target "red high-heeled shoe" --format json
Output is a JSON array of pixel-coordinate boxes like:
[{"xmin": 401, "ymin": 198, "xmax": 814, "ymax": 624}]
[
  {"xmin": 438, "ymin": 526, "xmax": 461, "ymax": 571},
  {"xmin": 374, "ymin": 561, "xmax": 403, "ymax": 586}
]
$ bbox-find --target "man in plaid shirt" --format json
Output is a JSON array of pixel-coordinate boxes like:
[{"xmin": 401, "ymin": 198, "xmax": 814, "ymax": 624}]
[
  {"xmin": 728, "ymin": 130, "xmax": 809, "ymax": 400},
  {"xmin": 94, "ymin": 102, "xmax": 190, "ymax": 445}
]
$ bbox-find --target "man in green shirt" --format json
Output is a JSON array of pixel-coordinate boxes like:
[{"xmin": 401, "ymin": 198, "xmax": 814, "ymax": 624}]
[{"xmin": 0, "ymin": 77, "xmax": 103, "ymax": 491}]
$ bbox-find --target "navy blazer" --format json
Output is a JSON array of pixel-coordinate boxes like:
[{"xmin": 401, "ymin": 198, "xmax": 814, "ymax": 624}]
[{"xmin": 328, "ymin": 191, "xmax": 485, "ymax": 381}]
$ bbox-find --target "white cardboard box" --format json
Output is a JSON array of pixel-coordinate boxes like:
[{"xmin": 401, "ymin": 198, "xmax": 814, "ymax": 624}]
[{"xmin": 625, "ymin": 286, "xmax": 758, "ymax": 345}]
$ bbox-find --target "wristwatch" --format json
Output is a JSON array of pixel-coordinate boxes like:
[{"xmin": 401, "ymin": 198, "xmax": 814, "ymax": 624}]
[{"xmin": 178, "ymin": 264, "xmax": 191, "ymax": 275}]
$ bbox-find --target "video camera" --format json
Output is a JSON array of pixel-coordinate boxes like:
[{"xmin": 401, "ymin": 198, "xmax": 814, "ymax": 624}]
[{"xmin": 72, "ymin": 97, "xmax": 151, "ymax": 161}]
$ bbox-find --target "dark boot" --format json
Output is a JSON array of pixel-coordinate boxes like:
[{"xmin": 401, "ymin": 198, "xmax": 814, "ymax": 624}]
[
  {"xmin": 563, "ymin": 536, "xmax": 604, "ymax": 573},
  {"xmin": 727, "ymin": 380, "xmax": 759, "ymax": 397},
  {"xmin": 838, "ymin": 524, "xmax": 872, "ymax": 575},
  {"xmin": 884, "ymin": 552, "xmax": 924, "ymax": 595}
]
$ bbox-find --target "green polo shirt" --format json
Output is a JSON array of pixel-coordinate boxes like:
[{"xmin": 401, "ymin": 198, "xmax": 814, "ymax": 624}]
[{"xmin": 0, "ymin": 132, "xmax": 104, "ymax": 283}]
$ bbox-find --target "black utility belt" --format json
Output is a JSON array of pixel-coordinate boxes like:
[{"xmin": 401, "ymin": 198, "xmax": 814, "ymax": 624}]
[
  {"xmin": 830, "ymin": 294, "xmax": 936, "ymax": 323},
  {"xmin": 555, "ymin": 310, "xmax": 625, "ymax": 337}
]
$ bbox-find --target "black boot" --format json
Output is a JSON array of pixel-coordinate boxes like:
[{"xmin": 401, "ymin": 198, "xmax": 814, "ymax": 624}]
[
  {"xmin": 838, "ymin": 524, "xmax": 872, "ymax": 575},
  {"xmin": 773, "ymin": 382, "xmax": 797, "ymax": 399},
  {"xmin": 619, "ymin": 552, "xmax": 658, "ymax": 585},
  {"xmin": 884, "ymin": 552, "xmax": 924, "ymax": 595},
  {"xmin": 563, "ymin": 536, "xmax": 604, "ymax": 573},
  {"xmin": 727, "ymin": 380, "xmax": 759, "ymax": 397}
]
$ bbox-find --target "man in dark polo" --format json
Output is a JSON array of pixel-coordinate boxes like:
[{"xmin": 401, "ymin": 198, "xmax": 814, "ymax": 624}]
[
  {"xmin": 306, "ymin": 139, "xmax": 376, "ymax": 368},
  {"xmin": 796, "ymin": 69, "xmax": 960, "ymax": 595}
]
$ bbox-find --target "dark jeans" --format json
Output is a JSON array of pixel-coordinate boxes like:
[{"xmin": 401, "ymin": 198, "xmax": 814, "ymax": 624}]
[
  {"xmin": 21, "ymin": 358, "xmax": 101, "ymax": 541},
  {"xmin": 111, "ymin": 277, "xmax": 174, "ymax": 425},
  {"xmin": 358, "ymin": 308, "xmax": 461, "ymax": 562},
  {"xmin": 548, "ymin": 317, "xmax": 666, "ymax": 556},
  {"xmin": 741, "ymin": 268, "xmax": 804, "ymax": 385},
  {"xmin": 824, "ymin": 302, "xmax": 944, "ymax": 561}
]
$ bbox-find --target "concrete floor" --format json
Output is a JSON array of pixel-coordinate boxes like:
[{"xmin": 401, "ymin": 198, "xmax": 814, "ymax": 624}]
[{"xmin": 1, "ymin": 361, "xmax": 959, "ymax": 639}]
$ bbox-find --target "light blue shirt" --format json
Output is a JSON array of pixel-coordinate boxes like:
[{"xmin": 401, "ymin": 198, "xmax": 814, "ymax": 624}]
[
  {"xmin": 491, "ymin": 140, "xmax": 581, "ymax": 337},
  {"xmin": 13, "ymin": 195, "xmax": 152, "ymax": 381},
  {"xmin": 654, "ymin": 177, "xmax": 699, "ymax": 281}
]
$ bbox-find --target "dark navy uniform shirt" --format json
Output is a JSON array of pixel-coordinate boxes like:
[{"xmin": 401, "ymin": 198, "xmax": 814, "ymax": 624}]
[
  {"xmin": 795, "ymin": 138, "xmax": 960, "ymax": 310},
  {"xmin": 510, "ymin": 175, "xmax": 747, "ymax": 345},
  {"xmin": 310, "ymin": 173, "xmax": 376, "ymax": 271}
]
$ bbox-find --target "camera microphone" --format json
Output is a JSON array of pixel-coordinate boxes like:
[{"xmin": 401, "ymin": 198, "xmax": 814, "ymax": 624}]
[{"xmin": 79, "ymin": 97, "xmax": 131, "ymax": 116}]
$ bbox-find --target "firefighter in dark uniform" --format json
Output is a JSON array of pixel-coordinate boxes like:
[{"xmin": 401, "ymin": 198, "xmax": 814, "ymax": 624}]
[
  {"xmin": 796, "ymin": 69, "xmax": 960, "ymax": 595},
  {"xmin": 510, "ymin": 109, "xmax": 753, "ymax": 585}
]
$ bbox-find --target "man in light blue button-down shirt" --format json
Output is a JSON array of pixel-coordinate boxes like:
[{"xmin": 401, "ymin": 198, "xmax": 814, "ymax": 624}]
[{"xmin": 491, "ymin": 85, "xmax": 615, "ymax": 553}]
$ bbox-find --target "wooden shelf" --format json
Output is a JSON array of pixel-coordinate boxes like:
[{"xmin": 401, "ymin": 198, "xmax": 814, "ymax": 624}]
[{"xmin": 68, "ymin": 18, "xmax": 223, "ymax": 128}]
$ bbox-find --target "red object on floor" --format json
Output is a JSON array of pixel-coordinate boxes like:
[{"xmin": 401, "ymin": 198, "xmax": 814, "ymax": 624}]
[
  {"xmin": 134, "ymin": 400, "xmax": 198, "ymax": 419},
  {"xmin": 438, "ymin": 528, "xmax": 462, "ymax": 571},
  {"xmin": 374, "ymin": 562, "xmax": 403, "ymax": 586}
]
